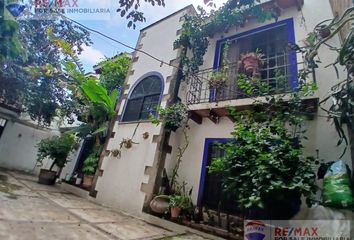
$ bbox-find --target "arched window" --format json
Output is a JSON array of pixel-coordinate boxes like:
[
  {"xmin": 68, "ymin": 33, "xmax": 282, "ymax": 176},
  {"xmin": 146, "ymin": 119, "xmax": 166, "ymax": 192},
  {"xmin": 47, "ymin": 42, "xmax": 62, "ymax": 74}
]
[{"xmin": 122, "ymin": 75, "xmax": 163, "ymax": 122}]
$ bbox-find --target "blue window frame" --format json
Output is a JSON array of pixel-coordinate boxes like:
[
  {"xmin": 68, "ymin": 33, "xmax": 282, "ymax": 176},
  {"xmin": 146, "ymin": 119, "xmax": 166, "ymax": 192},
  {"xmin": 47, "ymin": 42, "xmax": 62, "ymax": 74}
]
[
  {"xmin": 198, "ymin": 138, "xmax": 241, "ymax": 214},
  {"xmin": 213, "ymin": 18, "xmax": 297, "ymax": 91}
]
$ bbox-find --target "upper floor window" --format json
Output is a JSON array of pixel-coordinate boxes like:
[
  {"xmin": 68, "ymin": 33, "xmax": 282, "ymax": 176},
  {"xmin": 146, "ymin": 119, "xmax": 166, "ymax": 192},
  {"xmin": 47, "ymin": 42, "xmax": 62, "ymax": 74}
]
[
  {"xmin": 122, "ymin": 75, "xmax": 163, "ymax": 122},
  {"xmin": 186, "ymin": 19, "xmax": 297, "ymax": 105},
  {"xmin": 211, "ymin": 19, "xmax": 297, "ymax": 102}
]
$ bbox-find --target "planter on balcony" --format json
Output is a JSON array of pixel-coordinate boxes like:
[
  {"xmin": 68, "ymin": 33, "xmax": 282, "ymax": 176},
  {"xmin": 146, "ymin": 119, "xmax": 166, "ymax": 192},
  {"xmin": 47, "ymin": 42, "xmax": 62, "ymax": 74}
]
[{"xmin": 240, "ymin": 52, "xmax": 264, "ymax": 76}]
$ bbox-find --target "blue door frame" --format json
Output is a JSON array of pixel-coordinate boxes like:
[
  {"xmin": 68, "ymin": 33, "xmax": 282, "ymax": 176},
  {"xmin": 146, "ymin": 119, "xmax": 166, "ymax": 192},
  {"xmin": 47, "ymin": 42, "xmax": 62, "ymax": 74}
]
[{"xmin": 197, "ymin": 138, "xmax": 231, "ymax": 206}]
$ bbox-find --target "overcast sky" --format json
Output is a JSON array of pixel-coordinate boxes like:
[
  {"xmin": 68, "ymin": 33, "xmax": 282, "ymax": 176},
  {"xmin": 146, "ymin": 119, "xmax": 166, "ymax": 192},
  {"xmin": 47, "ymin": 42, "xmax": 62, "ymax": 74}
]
[{"xmin": 78, "ymin": 0, "xmax": 227, "ymax": 72}]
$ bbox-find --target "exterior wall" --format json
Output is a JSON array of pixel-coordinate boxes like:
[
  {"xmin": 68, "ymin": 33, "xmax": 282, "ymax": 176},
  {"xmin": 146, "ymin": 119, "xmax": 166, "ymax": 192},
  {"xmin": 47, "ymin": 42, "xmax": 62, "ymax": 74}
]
[
  {"xmin": 94, "ymin": 6, "xmax": 195, "ymax": 215},
  {"xmin": 0, "ymin": 108, "xmax": 81, "ymax": 177},
  {"xmin": 0, "ymin": 118, "xmax": 58, "ymax": 174},
  {"xmin": 175, "ymin": 0, "xmax": 352, "ymax": 205}
]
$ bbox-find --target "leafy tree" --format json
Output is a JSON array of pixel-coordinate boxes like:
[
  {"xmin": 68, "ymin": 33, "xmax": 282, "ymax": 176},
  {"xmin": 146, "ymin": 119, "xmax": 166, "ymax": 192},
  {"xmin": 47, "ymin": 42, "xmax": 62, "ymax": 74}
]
[
  {"xmin": 98, "ymin": 53, "xmax": 131, "ymax": 94},
  {"xmin": 117, "ymin": 0, "xmax": 165, "ymax": 29},
  {"xmin": 0, "ymin": 13, "xmax": 92, "ymax": 125},
  {"xmin": 0, "ymin": 0, "xmax": 24, "ymax": 62},
  {"xmin": 37, "ymin": 134, "xmax": 78, "ymax": 172}
]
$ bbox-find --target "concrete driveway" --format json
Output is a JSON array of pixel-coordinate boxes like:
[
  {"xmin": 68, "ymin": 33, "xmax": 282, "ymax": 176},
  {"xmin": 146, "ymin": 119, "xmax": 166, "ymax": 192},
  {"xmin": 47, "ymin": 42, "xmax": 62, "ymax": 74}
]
[{"xmin": 0, "ymin": 169, "xmax": 208, "ymax": 240}]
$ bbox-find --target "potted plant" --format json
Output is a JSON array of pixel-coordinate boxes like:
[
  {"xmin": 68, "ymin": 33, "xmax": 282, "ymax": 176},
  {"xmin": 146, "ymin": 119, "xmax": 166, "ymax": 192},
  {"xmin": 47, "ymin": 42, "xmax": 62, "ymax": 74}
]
[
  {"xmin": 239, "ymin": 50, "xmax": 265, "ymax": 76},
  {"xmin": 169, "ymin": 194, "xmax": 193, "ymax": 218},
  {"xmin": 208, "ymin": 68, "xmax": 228, "ymax": 89},
  {"xmin": 37, "ymin": 134, "xmax": 78, "ymax": 185},
  {"xmin": 150, "ymin": 195, "xmax": 170, "ymax": 214},
  {"xmin": 150, "ymin": 103, "xmax": 188, "ymax": 132},
  {"xmin": 81, "ymin": 154, "xmax": 98, "ymax": 188}
]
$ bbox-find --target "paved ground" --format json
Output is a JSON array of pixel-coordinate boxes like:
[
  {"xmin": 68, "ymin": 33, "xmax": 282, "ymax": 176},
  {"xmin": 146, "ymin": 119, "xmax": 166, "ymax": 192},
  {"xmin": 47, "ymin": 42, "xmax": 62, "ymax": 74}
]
[{"xmin": 0, "ymin": 169, "xmax": 207, "ymax": 240}]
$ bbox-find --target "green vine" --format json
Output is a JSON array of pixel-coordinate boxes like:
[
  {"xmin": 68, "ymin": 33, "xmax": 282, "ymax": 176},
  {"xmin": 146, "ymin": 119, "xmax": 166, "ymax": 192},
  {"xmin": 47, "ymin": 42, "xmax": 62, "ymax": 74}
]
[{"xmin": 174, "ymin": 1, "xmax": 276, "ymax": 73}]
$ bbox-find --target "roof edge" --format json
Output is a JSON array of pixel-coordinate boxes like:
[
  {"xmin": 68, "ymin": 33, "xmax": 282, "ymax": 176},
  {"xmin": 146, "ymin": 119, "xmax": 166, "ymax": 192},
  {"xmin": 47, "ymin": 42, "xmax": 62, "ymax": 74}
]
[{"xmin": 140, "ymin": 4, "xmax": 196, "ymax": 32}]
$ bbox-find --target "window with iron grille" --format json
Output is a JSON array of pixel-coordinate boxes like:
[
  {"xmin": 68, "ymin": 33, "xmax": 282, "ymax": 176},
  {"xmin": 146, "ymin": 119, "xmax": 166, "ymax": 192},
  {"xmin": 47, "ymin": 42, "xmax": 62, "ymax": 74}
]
[
  {"xmin": 200, "ymin": 140, "xmax": 240, "ymax": 214},
  {"xmin": 122, "ymin": 75, "xmax": 163, "ymax": 122},
  {"xmin": 215, "ymin": 21, "xmax": 295, "ymax": 100},
  {"xmin": 0, "ymin": 117, "xmax": 7, "ymax": 138}
]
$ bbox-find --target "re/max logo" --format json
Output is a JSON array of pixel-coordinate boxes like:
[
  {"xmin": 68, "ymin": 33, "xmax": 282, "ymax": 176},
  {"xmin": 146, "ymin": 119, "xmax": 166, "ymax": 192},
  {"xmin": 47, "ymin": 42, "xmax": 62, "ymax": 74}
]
[
  {"xmin": 275, "ymin": 227, "xmax": 318, "ymax": 237},
  {"xmin": 34, "ymin": 0, "xmax": 79, "ymax": 8}
]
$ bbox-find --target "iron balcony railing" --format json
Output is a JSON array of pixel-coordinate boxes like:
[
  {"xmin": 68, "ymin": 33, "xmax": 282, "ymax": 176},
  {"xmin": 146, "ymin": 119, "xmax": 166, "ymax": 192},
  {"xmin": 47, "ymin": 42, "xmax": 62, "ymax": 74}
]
[{"xmin": 186, "ymin": 51, "xmax": 308, "ymax": 105}]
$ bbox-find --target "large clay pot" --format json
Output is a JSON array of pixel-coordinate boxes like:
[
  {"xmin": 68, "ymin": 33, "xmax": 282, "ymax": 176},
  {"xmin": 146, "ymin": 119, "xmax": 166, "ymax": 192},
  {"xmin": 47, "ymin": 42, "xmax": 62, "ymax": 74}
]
[
  {"xmin": 170, "ymin": 206, "xmax": 181, "ymax": 218},
  {"xmin": 242, "ymin": 56, "xmax": 260, "ymax": 74},
  {"xmin": 150, "ymin": 195, "xmax": 169, "ymax": 214},
  {"xmin": 38, "ymin": 169, "xmax": 57, "ymax": 185},
  {"xmin": 83, "ymin": 175, "xmax": 94, "ymax": 188}
]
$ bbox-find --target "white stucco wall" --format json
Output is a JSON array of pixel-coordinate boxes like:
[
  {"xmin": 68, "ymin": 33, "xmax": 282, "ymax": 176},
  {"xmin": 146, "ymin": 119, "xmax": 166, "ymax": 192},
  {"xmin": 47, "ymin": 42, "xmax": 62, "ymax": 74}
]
[
  {"xmin": 94, "ymin": 6, "xmax": 195, "ymax": 215},
  {"xmin": 94, "ymin": 1, "xmax": 351, "ymax": 216},
  {"xmin": 0, "ymin": 119, "xmax": 58, "ymax": 174},
  {"xmin": 174, "ymin": 0, "xmax": 351, "ymax": 205},
  {"xmin": 0, "ymin": 109, "xmax": 81, "ymax": 177}
]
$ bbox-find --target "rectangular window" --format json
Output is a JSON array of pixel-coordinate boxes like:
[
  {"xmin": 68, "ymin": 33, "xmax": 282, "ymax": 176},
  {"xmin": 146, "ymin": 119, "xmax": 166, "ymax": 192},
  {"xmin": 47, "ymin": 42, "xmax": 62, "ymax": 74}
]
[
  {"xmin": 0, "ymin": 117, "xmax": 7, "ymax": 138},
  {"xmin": 200, "ymin": 140, "xmax": 240, "ymax": 214},
  {"xmin": 214, "ymin": 19, "xmax": 296, "ymax": 101}
]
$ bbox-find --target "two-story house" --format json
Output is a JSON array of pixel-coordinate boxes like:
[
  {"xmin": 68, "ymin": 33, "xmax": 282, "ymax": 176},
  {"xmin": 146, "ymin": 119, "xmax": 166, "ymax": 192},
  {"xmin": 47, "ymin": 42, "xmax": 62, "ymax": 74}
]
[{"xmin": 79, "ymin": 0, "xmax": 352, "ymax": 238}]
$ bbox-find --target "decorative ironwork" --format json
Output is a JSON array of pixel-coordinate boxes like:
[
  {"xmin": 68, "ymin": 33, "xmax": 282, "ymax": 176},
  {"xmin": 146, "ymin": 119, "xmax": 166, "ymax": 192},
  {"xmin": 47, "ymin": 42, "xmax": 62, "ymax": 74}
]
[{"xmin": 186, "ymin": 51, "xmax": 312, "ymax": 105}]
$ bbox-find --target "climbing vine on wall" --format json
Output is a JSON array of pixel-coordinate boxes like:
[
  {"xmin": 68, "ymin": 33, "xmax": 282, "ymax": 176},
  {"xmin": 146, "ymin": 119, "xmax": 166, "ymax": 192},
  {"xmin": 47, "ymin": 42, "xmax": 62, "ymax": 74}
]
[{"xmin": 174, "ymin": 0, "xmax": 276, "ymax": 73}]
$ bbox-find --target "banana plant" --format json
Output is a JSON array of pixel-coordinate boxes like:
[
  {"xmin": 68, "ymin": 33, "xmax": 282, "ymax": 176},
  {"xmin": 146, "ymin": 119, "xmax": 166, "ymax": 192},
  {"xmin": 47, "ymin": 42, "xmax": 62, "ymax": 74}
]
[{"xmin": 80, "ymin": 79, "xmax": 118, "ymax": 137}]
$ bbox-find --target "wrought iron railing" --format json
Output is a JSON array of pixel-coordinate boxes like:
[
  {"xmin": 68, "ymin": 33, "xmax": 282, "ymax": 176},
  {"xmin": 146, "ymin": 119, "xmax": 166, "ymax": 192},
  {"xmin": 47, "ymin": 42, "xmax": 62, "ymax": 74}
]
[{"xmin": 186, "ymin": 51, "xmax": 306, "ymax": 105}]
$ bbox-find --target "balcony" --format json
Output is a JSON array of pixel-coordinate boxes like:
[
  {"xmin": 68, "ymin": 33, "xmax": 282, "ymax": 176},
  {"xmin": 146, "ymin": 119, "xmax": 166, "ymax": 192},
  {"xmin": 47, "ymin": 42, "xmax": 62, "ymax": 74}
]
[{"xmin": 185, "ymin": 51, "xmax": 318, "ymax": 123}]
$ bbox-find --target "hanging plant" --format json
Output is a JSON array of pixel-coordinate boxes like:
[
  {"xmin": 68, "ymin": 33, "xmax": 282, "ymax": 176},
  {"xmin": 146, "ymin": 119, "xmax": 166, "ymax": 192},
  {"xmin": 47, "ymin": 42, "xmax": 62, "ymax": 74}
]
[
  {"xmin": 208, "ymin": 69, "xmax": 228, "ymax": 89},
  {"xmin": 150, "ymin": 103, "xmax": 188, "ymax": 131}
]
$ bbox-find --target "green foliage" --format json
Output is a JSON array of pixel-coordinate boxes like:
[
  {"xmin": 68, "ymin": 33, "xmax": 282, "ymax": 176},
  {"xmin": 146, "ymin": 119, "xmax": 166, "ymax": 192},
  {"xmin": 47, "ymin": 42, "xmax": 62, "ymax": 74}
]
[
  {"xmin": 169, "ymin": 194, "xmax": 193, "ymax": 209},
  {"xmin": 209, "ymin": 68, "xmax": 228, "ymax": 89},
  {"xmin": 82, "ymin": 154, "xmax": 99, "ymax": 175},
  {"xmin": 175, "ymin": 1, "xmax": 276, "ymax": 72},
  {"xmin": 33, "ymin": 35, "xmax": 120, "ymax": 140},
  {"xmin": 150, "ymin": 103, "xmax": 188, "ymax": 131},
  {"xmin": 237, "ymin": 73, "xmax": 269, "ymax": 96},
  {"xmin": 209, "ymin": 111, "xmax": 318, "ymax": 209},
  {"xmin": 117, "ymin": 0, "xmax": 165, "ymax": 29},
  {"xmin": 0, "ymin": 0, "xmax": 25, "ymax": 62},
  {"xmin": 209, "ymin": 71, "xmax": 319, "ymax": 209},
  {"xmin": 81, "ymin": 79, "xmax": 118, "ymax": 119},
  {"xmin": 0, "ymin": 14, "xmax": 91, "ymax": 126},
  {"xmin": 37, "ymin": 134, "xmax": 78, "ymax": 171},
  {"xmin": 98, "ymin": 54, "xmax": 131, "ymax": 94},
  {"xmin": 299, "ymin": 6, "xmax": 354, "ymax": 154}
]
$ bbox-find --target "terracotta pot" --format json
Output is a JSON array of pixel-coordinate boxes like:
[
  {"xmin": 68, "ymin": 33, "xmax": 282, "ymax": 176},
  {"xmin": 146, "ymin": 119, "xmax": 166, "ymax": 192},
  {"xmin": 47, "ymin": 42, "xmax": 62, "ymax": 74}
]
[
  {"xmin": 170, "ymin": 206, "xmax": 181, "ymax": 218},
  {"xmin": 38, "ymin": 169, "xmax": 57, "ymax": 185},
  {"xmin": 82, "ymin": 175, "xmax": 94, "ymax": 188},
  {"xmin": 242, "ymin": 56, "xmax": 260, "ymax": 74},
  {"xmin": 150, "ymin": 195, "xmax": 169, "ymax": 214}
]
